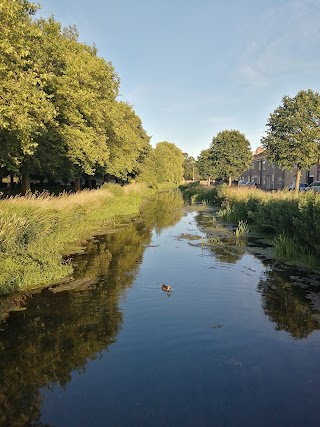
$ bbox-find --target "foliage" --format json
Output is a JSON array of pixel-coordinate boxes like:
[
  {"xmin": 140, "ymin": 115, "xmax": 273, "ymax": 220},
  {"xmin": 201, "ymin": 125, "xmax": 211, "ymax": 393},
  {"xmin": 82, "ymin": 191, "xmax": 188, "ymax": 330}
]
[
  {"xmin": 197, "ymin": 148, "xmax": 216, "ymax": 183},
  {"xmin": 262, "ymin": 89, "xmax": 320, "ymax": 193},
  {"xmin": 210, "ymin": 130, "xmax": 252, "ymax": 185},
  {"xmin": 0, "ymin": 4, "xmax": 153, "ymax": 191},
  {"xmin": 104, "ymin": 101, "xmax": 151, "ymax": 179},
  {"xmin": 0, "ymin": 0, "xmax": 56, "ymax": 179},
  {"xmin": 183, "ymin": 153, "xmax": 198, "ymax": 180},
  {"xmin": 154, "ymin": 141, "xmax": 184, "ymax": 184}
]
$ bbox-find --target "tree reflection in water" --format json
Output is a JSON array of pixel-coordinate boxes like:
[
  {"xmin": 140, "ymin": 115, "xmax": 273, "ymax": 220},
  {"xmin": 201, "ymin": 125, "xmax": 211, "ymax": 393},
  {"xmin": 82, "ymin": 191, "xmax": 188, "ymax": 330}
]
[
  {"xmin": 195, "ymin": 210, "xmax": 320, "ymax": 338},
  {"xmin": 0, "ymin": 190, "xmax": 184, "ymax": 426},
  {"xmin": 258, "ymin": 265, "xmax": 320, "ymax": 340}
]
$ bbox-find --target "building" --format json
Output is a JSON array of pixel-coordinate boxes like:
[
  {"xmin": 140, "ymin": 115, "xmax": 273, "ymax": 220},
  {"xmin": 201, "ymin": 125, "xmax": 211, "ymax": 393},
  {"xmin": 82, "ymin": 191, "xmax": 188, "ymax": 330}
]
[{"xmin": 239, "ymin": 148, "xmax": 320, "ymax": 190}]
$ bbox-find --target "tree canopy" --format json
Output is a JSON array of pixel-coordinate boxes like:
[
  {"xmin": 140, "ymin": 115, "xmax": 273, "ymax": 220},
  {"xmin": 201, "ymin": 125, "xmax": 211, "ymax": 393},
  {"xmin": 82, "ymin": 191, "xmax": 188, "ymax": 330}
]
[
  {"xmin": 210, "ymin": 130, "xmax": 252, "ymax": 186},
  {"xmin": 197, "ymin": 149, "xmax": 216, "ymax": 184},
  {"xmin": 183, "ymin": 153, "xmax": 197, "ymax": 181},
  {"xmin": 154, "ymin": 142, "xmax": 185, "ymax": 184},
  {"xmin": 0, "ymin": 2, "xmax": 153, "ymax": 193},
  {"xmin": 261, "ymin": 89, "xmax": 320, "ymax": 193}
]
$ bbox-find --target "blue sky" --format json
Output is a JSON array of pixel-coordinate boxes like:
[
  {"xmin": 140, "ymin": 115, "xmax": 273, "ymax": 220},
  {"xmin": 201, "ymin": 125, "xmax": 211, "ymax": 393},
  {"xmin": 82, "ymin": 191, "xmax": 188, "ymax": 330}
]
[{"xmin": 39, "ymin": 0, "xmax": 320, "ymax": 158}]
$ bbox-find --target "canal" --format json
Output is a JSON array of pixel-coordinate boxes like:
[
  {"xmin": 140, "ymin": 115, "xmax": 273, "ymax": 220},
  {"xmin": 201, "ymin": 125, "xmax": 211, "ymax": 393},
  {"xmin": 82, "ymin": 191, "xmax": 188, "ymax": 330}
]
[{"xmin": 0, "ymin": 190, "xmax": 320, "ymax": 426}]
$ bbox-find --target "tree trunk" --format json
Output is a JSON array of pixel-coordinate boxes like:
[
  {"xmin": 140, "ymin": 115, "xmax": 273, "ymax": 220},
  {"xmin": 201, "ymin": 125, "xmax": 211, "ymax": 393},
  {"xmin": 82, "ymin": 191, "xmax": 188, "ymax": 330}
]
[
  {"xmin": 74, "ymin": 177, "xmax": 81, "ymax": 192},
  {"xmin": 88, "ymin": 176, "xmax": 92, "ymax": 190},
  {"xmin": 295, "ymin": 167, "xmax": 302, "ymax": 195},
  {"xmin": 21, "ymin": 171, "xmax": 30, "ymax": 196},
  {"xmin": 10, "ymin": 174, "xmax": 14, "ymax": 186},
  {"xmin": 228, "ymin": 176, "xmax": 232, "ymax": 187}
]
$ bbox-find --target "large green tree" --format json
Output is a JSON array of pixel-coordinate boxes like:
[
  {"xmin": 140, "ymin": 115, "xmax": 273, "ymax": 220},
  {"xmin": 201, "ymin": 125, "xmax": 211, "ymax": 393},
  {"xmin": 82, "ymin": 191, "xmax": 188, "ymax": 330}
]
[
  {"xmin": 0, "ymin": 0, "xmax": 56, "ymax": 193},
  {"xmin": 211, "ymin": 130, "xmax": 252, "ymax": 186},
  {"xmin": 38, "ymin": 17, "xmax": 120, "ymax": 190},
  {"xmin": 261, "ymin": 89, "xmax": 320, "ymax": 194}
]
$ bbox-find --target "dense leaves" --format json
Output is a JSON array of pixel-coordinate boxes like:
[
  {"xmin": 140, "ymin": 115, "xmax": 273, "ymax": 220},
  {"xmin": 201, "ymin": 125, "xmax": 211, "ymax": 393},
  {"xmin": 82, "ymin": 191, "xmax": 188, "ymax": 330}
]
[
  {"xmin": 197, "ymin": 148, "xmax": 216, "ymax": 184},
  {"xmin": 0, "ymin": 2, "xmax": 157, "ymax": 193},
  {"xmin": 183, "ymin": 153, "xmax": 197, "ymax": 180},
  {"xmin": 210, "ymin": 130, "xmax": 252, "ymax": 186},
  {"xmin": 262, "ymin": 89, "xmax": 320, "ymax": 193}
]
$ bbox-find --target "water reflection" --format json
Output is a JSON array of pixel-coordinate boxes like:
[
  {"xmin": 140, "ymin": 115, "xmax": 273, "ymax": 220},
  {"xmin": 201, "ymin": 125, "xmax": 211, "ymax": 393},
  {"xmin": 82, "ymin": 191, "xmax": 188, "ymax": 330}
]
[
  {"xmin": 258, "ymin": 264, "xmax": 320, "ymax": 339},
  {"xmin": 1, "ymin": 194, "xmax": 320, "ymax": 426},
  {"xmin": 194, "ymin": 211, "xmax": 246, "ymax": 264},
  {"xmin": 0, "ymin": 191, "xmax": 184, "ymax": 426},
  {"xmin": 194, "ymin": 210, "xmax": 320, "ymax": 339}
]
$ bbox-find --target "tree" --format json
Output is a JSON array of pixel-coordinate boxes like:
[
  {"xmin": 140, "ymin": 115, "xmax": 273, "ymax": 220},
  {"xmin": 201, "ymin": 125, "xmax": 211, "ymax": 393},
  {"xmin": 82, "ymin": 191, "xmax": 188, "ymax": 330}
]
[
  {"xmin": 154, "ymin": 142, "xmax": 184, "ymax": 184},
  {"xmin": 197, "ymin": 149, "xmax": 216, "ymax": 185},
  {"xmin": 261, "ymin": 89, "xmax": 320, "ymax": 194},
  {"xmin": 0, "ymin": 1, "xmax": 56, "ymax": 194},
  {"xmin": 211, "ymin": 130, "xmax": 252, "ymax": 186},
  {"xmin": 183, "ymin": 153, "xmax": 197, "ymax": 181}
]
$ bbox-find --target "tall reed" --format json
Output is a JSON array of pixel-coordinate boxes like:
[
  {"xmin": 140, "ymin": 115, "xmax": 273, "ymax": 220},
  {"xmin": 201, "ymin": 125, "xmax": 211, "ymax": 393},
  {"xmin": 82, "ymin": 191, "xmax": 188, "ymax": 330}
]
[{"xmin": 0, "ymin": 183, "xmax": 154, "ymax": 294}]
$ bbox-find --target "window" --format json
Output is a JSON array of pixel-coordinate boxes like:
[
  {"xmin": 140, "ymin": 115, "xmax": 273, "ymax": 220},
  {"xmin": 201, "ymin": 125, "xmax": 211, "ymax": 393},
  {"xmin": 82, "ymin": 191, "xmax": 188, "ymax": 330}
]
[{"xmin": 262, "ymin": 160, "xmax": 266, "ymax": 171}]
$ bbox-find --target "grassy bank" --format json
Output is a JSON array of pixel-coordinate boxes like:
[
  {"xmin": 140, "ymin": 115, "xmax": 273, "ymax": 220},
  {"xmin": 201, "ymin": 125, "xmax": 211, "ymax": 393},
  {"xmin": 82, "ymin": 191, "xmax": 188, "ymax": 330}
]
[
  {"xmin": 0, "ymin": 183, "xmax": 154, "ymax": 294},
  {"xmin": 180, "ymin": 183, "xmax": 320, "ymax": 265}
]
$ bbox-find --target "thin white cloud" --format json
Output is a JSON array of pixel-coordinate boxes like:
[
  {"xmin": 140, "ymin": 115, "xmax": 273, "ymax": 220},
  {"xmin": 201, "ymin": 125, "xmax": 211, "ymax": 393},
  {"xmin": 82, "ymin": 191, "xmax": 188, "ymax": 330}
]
[
  {"xmin": 234, "ymin": 0, "xmax": 320, "ymax": 87},
  {"xmin": 238, "ymin": 65, "xmax": 267, "ymax": 87}
]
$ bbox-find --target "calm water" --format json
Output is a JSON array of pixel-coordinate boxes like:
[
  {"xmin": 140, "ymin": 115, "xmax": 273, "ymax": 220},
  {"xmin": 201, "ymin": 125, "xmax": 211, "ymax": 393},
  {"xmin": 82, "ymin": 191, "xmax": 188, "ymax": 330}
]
[{"xmin": 0, "ymin": 191, "xmax": 320, "ymax": 427}]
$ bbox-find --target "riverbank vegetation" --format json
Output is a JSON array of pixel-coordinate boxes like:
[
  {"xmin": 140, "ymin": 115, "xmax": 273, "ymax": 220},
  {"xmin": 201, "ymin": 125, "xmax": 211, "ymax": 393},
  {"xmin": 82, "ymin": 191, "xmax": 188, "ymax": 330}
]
[
  {"xmin": 180, "ymin": 183, "xmax": 320, "ymax": 266},
  {"xmin": 0, "ymin": 183, "xmax": 156, "ymax": 295}
]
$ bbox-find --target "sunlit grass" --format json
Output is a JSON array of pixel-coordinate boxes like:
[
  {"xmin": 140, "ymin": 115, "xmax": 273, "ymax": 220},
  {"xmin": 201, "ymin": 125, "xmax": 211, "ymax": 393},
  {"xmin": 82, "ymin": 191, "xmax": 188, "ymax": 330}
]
[
  {"xmin": 0, "ymin": 183, "xmax": 155, "ymax": 294},
  {"xmin": 235, "ymin": 220, "xmax": 249, "ymax": 238}
]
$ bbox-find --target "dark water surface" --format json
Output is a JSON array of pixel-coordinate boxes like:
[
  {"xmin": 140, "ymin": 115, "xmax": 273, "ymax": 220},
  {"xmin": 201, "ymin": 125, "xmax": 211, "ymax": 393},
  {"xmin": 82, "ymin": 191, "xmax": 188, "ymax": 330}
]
[{"xmin": 1, "ymin": 191, "xmax": 320, "ymax": 427}]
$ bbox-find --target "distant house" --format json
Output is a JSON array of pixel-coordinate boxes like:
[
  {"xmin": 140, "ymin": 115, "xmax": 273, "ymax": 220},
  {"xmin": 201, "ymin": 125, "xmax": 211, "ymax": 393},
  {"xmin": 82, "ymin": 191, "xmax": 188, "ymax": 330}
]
[{"xmin": 239, "ymin": 148, "xmax": 320, "ymax": 190}]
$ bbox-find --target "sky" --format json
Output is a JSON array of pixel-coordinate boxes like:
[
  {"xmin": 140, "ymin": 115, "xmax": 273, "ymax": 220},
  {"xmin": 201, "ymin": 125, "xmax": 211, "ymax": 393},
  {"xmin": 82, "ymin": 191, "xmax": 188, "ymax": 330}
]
[{"xmin": 39, "ymin": 0, "xmax": 320, "ymax": 158}]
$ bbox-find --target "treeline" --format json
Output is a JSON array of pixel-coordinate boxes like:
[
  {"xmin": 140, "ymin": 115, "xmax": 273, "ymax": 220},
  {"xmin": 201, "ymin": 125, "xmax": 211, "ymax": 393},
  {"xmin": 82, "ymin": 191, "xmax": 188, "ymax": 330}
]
[
  {"xmin": 192, "ymin": 90, "xmax": 320, "ymax": 192},
  {"xmin": 182, "ymin": 131, "xmax": 252, "ymax": 186},
  {"xmin": 0, "ymin": 1, "xmax": 185, "ymax": 193}
]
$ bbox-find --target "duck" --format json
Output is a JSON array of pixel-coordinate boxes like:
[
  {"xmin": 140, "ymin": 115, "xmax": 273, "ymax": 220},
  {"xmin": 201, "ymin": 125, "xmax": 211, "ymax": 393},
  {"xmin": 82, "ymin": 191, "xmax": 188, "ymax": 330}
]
[{"xmin": 161, "ymin": 284, "xmax": 172, "ymax": 292}]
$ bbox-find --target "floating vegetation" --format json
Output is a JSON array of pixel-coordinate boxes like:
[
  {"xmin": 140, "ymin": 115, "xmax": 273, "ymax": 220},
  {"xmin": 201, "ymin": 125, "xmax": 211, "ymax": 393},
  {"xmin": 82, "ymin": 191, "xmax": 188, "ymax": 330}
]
[
  {"xmin": 211, "ymin": 323, "xmax": 223, "ymax": 329},
  {"xmin": 177, "ymin": 233, "xmax": 202, "ymax": 241}
]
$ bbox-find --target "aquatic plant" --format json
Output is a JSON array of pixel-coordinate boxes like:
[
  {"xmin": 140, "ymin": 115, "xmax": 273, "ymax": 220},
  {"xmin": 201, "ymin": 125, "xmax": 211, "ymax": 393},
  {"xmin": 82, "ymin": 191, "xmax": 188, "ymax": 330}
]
[
  {"xmin": 235, "ymin": 221, "xmax": 249, "ymax": 239},
  {"xmin": 273, "ymin": 234, "xmax": 297, "ymax": 259}
]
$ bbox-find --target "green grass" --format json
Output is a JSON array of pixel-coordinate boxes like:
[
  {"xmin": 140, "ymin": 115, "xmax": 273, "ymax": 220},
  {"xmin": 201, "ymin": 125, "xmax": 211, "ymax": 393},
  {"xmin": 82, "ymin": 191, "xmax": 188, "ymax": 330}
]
[{"xmin": 0, "ymin": 183, "xmax": 155, "ymax": 294}]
